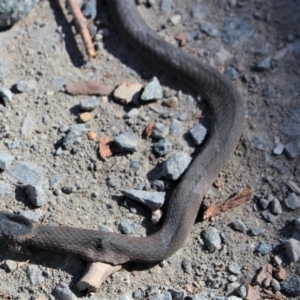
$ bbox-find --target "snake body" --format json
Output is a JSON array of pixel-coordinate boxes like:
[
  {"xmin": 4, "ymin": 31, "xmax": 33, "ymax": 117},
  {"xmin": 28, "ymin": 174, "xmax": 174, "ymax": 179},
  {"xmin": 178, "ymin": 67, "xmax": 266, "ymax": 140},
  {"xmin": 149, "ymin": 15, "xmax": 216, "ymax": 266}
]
[{"xmin": 0, "ymin": 0, "xmax": 244, "ymax": 265}]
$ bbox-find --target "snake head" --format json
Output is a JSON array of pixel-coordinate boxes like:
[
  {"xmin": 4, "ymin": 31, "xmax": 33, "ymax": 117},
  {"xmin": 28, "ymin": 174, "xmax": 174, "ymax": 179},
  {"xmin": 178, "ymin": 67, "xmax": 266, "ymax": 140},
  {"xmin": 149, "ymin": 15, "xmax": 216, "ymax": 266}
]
[{"xmin": 0, "ymin": 212, "xmax": 35, "ymax": 250}]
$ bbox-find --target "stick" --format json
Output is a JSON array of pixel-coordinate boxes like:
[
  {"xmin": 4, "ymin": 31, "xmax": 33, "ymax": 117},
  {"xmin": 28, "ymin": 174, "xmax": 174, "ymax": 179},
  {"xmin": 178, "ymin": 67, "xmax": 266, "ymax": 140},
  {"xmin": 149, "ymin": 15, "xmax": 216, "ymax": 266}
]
[
  {"xmin": 66, "ymin": 0, "xmax": 97, "ymax": 58},
  {"xmin": 77, "ymin": 262, "xmax": 122, "ymax": 293}
]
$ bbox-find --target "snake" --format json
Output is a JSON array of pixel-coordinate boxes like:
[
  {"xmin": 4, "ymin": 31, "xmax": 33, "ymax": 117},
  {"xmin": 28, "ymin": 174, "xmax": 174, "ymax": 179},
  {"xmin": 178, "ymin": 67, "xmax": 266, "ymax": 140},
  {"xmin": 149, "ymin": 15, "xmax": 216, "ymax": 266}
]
[{"xmin": 0, "ymin": 0, "xmax": 244, "ymax": 265}]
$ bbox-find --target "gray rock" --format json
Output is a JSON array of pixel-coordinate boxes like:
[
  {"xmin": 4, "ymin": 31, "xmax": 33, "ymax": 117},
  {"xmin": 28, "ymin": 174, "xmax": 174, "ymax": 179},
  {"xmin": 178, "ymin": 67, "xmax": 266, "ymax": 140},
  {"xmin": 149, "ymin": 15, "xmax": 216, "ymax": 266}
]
[
  {"xmin": 189, "ymin": 123, "xmax": 207, "ymax": 145},
  {"xmin": 271, "ymin": 278, "xmax": 281, "ymax": 291},
  {"xmin": 281, "ymin": 276, "xmax": 300, "ymax": 296},
  {"xmin": 256, "ymin": 242, "xmax": 272, "ymax": 255},
  {"xmin": 226, "ymin": 282, "xmax": 240, "ymax": 295},
  {"xmin": 227, "ymin": 263, "xmax": 241, "ymax": 275},
  {"xmin": 270, "ymin": 197, "xmax": 282, "ymax": 214},
  {"xmin": 160, "ymin": 0, "xmax": 172, "ymax": 12},
  {"xmin": 119, "ymin": 219, "xmax": 138, "ymax": 235},
  {"xmin": 26, "ymin": 177, "xmax": 49, "ymax": 207},
  {"xmin": 222, "ymin": 18, "xmax": 255, "ymax": 46},
  {"xmin": 153, "ymin": 138, "xmax": 172, "ymax": 156},
  {"xmin": 190, "ymin": 4, "xmax": 208, "ymax": 20},
  {"xmin": 249, "ymin": 226, "xmax": 264, "ymax": 236},
  {"xmin": 0, "ymin": 87, "xmax": 13, "ymax": 106},
  {"xmin": 0, "ymin": 66, "xmax": 8, "ymax": 82},
  {"xmin": 152, "ymin": 291, "xmax": 172, "ymax": 300},
  {"xmin": 141, "ymin": 77, "xmax": 163, "ymax": 101},
  {"xmin": 16, "ymin": 80, "xmax": 29, "ymax": 93},
  {"xmin": 133, "ymin": 289, "xmax": 143, "ymax": 299},
  {"xmin": 62, "ymin": 185, "xmax": 77, "ymax": 194},
  {"xmin": 58, "ymin": 125, "xmax": 69, "ymax": 133},
  {"xmin": 63, "ymin": 124, "xmax": 87, "ymax": 148},
  {"xmin": 228, "ymin": 275, "xmax": 237, "ymax": 282},
  {"xmin": 202, "ymin": 227, "xmax": 221, "ymax": 252},
  {"xmin": 20, "ymin": 209, "xmax": 42, "ymax": 221},
  {"xmin": 235, "ymin": 285, "xmax": 246, "ymax": 298},
  {"xmin": 200, "ymin": 22, "xmax": 219, "ymax": 37},
  {"xmin": 116, "ymin": 291, "xmax": 133, "ymax": 300},
  {"xmin": 168, "ymin": 288, "xmax": 187, "ymax": 300},
  {"xmin": 121, "ymin": 189, "xmax": 165, "ymax": 210},
  {"xmin": 4, "ymin": 260, "xmax": 17, "ymax": 272},
  {"xmin": 0, "ymin": 0, "xmax": 39, "ymax": 28},
  {"xmin": 82, "ymin": 0, "xmax": 97, "ymax": 20},
  {"xmin": 0, "ymin": 151, "xmax": 15, "ymax": 170},
  {"xmin": 227, "ymin": 297, "xmax": 242, "ymax": 300},
  {"xmin": 0, "ymin": 181, "xmax": 12, "ymax": 196},
  {"xmin": 169, "ymin": 119, "xmax": 181, "ymax": 136},
  {"xmin": 284, "ymin": 238, "xmax": 300, "ymax": 262},
  {"xmin": 232, "ymin": 219, "xmax": 247, "ymax": 232},
  {"xmin": 80, "ymin": 97, "xmax": 99, "ymax": 111},
  {"xmin": 129, "ymin": 161, "xmax": 140, "ymax": 171},
  {"xmin": 152, "ymin": 123, "xmax": 169, "ymax": 139},
  {"xmin": 52, "ymin": 77, "xmax": 66, "ymax": 91},
  {"xmin": 49, "ymin": 173, "xmax": 68, "ymax": 189},
  {"xmin": 225, "ymin": 66, "xmax": 239, "ymax": 80},
  {"xmin": 52, "ymin": 282, "xmax": 77, "ymax": 300},
  {"xmin": 262, "ymin": 211, "xmax": 278, "ymax": 223},
  {"xmin": 27, "ymin": 265, "xmax": 44, "ymax": 285},
  {"xmin": 281, "ymin": 107, "xmax": 300, "ymax": 138},
  {"xmin": 114, "ymin": 132, "xmax": 138, "ymax": 152},
  {"xmin": 259, "ymin": 197, "xmax": 270, "ymax": 209},
  {"xmin": 161, "ymin": 151, "xmax": 192, "ymax": 180},
  {"xmin": 125, "ymin": 108, "xmax": 139, "ymax": 119},
  {"xmin": 182, "ymin": 257, "xmax": 192, "ymax": 274},
  {"xmin": 285, "ymin": 140, "xmax": 300, "ymax": 158},
  {"xmin": 152, "ymin": 179, "xmax": 165, "ymax": 191},
  {"xmin": 285, "ymin": 193, "xmax": 300, "ymax": 210},
  {"xmin": 256, "ymin": 57, "xmax": 272, "ymax": 70},
  {"xmin": 56, "ymin": 147, "xmax": 63, "ymax": 156},
  {"xmin": 252, "ymin": 135, "xmax": 266, "ymax": 151},
  {"xmin": 273, "ymin": 144, "xmax": 284, "ymax": 155},
  {"xmin": 147, "ymin": 284, "xmax": 161, "ymax": 295},
  {"xmin": 20, "ymin": 112, "xmax": 35, "ymax": 136},
  {"xmin": 293, "ymin": 40, "xmax": 300, "ymax": 55}
]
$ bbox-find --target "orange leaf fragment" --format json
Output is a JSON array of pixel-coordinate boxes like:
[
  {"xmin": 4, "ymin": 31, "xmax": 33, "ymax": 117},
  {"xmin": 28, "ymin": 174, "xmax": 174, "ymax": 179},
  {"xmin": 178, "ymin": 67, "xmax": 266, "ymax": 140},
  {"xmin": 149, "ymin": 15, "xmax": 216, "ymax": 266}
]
[
  {"xmin": 98, "ymin": 137, "xmax": 113, "ymax": 159},
  {"xmin": 203, "ymin": 187, "xmax": 253, "ymax": 219},
  {"xmin": 145, "ymin": 122, "xmax": 154, "ymax": 137}
]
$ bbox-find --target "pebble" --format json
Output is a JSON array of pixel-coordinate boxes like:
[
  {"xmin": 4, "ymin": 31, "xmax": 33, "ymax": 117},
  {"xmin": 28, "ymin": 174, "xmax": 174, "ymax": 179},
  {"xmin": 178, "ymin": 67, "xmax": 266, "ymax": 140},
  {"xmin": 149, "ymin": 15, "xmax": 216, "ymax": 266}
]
[
  {"xmin": 49, "ymin": 173, "xmax": 68, "ymax": 189},
  {"xmin": 129, "ymin": 161, "xmax": 140, "ymax": 171},
  {"xmin": 114, "ymin": 132, "xmax": 138, "ymax": 152},
  {"xmin": 0, "ymin": 87, "xmax": 13, "ymax": 106},
  {"xmin": 182, "ymin": 257, "xmax": 192, "ymax": 274},
  {"xmin": 202, "ymin": 227, "xmax": 222, "ymax": 252},
  {"xmin": 259, "ymin": 197, "xmax": 270, "ymax": 209},
  {"xmin": 231, "ymin": 219, "xmax": 247, "ymax": 232},
  {"xmin": 152, "ymin": 123, "xmax": 169, "ymax": 139},
  {"xmin": 62, "ymin": 185, "xmax": 77, "ymax": 194},
  {"xmin": 152, "ymin": 179, "xmax": 165, "ymax": 191},
  {"xmin": 80, "ymin": 97, "xmax": 99, "ymax": 111},
  {"xmin": 228, "ymin": 275, "xmax": 237, "ymax": 282},
  {"xmin": 161, "ymin": 151, "xmax": 192, "ymax": 180},
  {"xmin": 271, "ymin": 278, "xmax": 281, "ymax": 291},
  {"xmin": 170, "ymin": 15, "xmax": 181, "ymax": 26},
  {"xmin": 256, "ymin": 57, "xmax": 272, "ymax": 70},
  {"xmin": 147, "ymin": 284, "xmax": 161, "ymax": 295},
  {"xmin": 160, "ymin": 0, "xmax": 172, "ymax": 12},
  {"xmin": 215, "ymin": 47, "xmax": 233, "ymax": 65},
  {"xmin": 284, "ymin": 238, "xmax": 300, "ymax": 262},
  {"xmin": 63, "ymin": 124, "xmax": 87, "ymax": 148},
  {"xmin": 4, "ymin": 260, "xmax": 17, "ymax": 272},
  {"xmin": 121, "ymin": 189, "xmax": 165, "ymax": 210},
  {"xmin": 52, "ymin": 282, "xmax": 77, "ymax": 300},
  {"xmin": 190, "ymin": 4, "xmax": 208, "ymax": 20},
  {"xmin": 169, "ymin": 119, "xmax": 181, "ymax": 136},
  {"xmin": 235, "ymin": 285, "xmax": 246, "ymax": 298},
  {"xmin": 152, "ymin": 291, "xmax": 172, "ymax": 300},
  {"xmin": 153, "ymin": 138, "xmax": 172, "ymax": 156},
  {"xmin": 82, "ymin": 0, "xmax": 97, "ymax": 20},
  {"xmin": 20, "ymin": 112, "xmax": 35, "ymax": 136},
  {"xmin": 114, "ymin": 81, "xmax": 142, "ymax": 104},
  {"xmin": 273, "ymin": 144, "xmax": 284, "ymax": 155},
  {"xmin": 0, "ymin": 181, "xmax": 12, "ymax": 196},
  {"xmin": 164, "ymin": 96, "xmax": 178, "ymax": 108},
  {"xmin": 58, "ymin": 125, "xmax": 69, "ymax": 133},
  {"xmin": 270, "ymin": 197, "xmax": 282, "ymax": 214},
  {"xmin": 224, "ymin": 66, "xmax": 239, "ymax": 80},
  {"xmin": 249, "ymin": 227, "xmax": 264, "ymax": 236},
  {"xmin": 285, "ymin": 193, "xmax": 300, "ymax": 210},
  {"xmin": 189, "ymin": 123, "xmax": 207, "ymax": 145},
  {"xmin": 227, "ymin": 297, "xmax": 242, "ymax": 300},
  {"xmin": 226, "ymin": 282, "xmax": 240, "ymax": 295},
  {"xmin": 125, "ymin": 108, "xmax": 139, "ymax": 119},
  {"xmin": 281, "ymin": 276, "xmax": 300, "ymax": 296},
  {"xmin": 252, "ymin": 135, "xmax": 266, "ymax": 151},
  {"xmin": 168, "ymin": 288, "xmax": 187, "ymax": 300},
  {"xmin": 256, "ymin": 242, "xmax": 273, "ymax": 255},
  {"xmin": 0, "ymin": 151, "xmax": 15, "ymax": 170},
  {"xmin": 119, "ymin": 219, "xmax": 138, "ymax": 235},
  {"xmin": 26, "ymin": 177, "xmax": 49, "ymax": 207},
  {"xmin": 285, "ymin": 140, "xmax": 300, "ymax": 158},
  {"xmin": 262, "ymin": 211, "xmax": 278, "ymax": 223},
  {"xmin": 20, "ymin": 209, "xmax": 42, "ymax": 221},
  {"xmin": 79, "ymin": 112, "xmax": 93, "ymax": 123},
  {"xmin": 200, "ymin": 22, "xmax": 219, "ymax": 37},
  {"xmin": 281, "ymin": 107, "xmax": 300, "ymax": 138},
  {"xmin": 178, "ymin": 113, "xmax": 188, "ymax": 121},
  {"xmin": 27, "ymin": 265, "xmax": 44, "ymax": 284},
  {"xmin": 16, "ymin": 80, "xmax": 29, "ymax": 93},
  {"xmin": 227, "ymin": 263, "xmax": 241, "ymax": 275},
  {"xmin": 133, "ymin": 289, "xmax": 143, "ymax": 299},
  {"xmin": 222, "ymin": 18, "xmax": 254, "ymax": 46},
  {"xmin": 52, "ymin": 77, "xmax": 66, "ymax": 91}
]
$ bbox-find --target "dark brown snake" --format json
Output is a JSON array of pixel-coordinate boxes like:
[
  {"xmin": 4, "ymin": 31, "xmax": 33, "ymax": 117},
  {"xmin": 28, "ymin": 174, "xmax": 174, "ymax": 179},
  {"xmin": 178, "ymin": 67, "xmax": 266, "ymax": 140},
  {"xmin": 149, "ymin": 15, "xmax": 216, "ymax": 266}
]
[{"xmin": 0, "ymin": 0, "xmax": 244, "ymax": 265}]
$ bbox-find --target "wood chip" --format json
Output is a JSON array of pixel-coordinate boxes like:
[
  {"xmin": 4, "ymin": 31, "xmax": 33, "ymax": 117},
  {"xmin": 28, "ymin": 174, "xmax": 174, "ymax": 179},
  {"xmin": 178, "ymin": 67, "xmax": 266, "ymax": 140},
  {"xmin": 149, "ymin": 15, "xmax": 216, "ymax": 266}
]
[
  {"xmin": 255, "ymin": 264, "xmax": 273, "ymax": 287},
  {"xmin": 145, "ymin": 121, "xmax": 154, "ymax": 137},
  {"xmin": 113, "ymin": 81, "xmax": 142, "ymax": 104},
  {"xmin": 245, "ymin": 284, "xmax": 260, "ymax": 300},
  {"xmin": 98, "ymin": 136, "xmax": 113, "ymax": 159},
  {"xmin": 87, "ymin": 131, "xmax": 98, "ymax": 141},
  {"xmin": 65, "ymin": 80, "xmax": 112, "ymax": 95},
  {"xmin": 203, "ymin": 187, "xmax": 253, "ymax": 219}
]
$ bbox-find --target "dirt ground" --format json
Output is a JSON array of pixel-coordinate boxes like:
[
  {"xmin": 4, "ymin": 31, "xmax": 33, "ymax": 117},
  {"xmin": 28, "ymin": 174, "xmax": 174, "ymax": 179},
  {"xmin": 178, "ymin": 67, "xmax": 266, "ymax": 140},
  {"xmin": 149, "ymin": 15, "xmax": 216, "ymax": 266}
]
[{"xmin": 0, "ymin": 0, "xmax": 300, "ymax": 299}]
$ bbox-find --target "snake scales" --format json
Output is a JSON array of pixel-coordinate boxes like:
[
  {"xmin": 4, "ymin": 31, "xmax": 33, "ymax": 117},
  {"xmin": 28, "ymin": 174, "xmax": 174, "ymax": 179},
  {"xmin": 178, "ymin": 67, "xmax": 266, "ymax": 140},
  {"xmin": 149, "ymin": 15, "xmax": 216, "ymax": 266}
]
[{"xmin": 0, "ymin": 0, "xmax": 244, "ymax": 265}]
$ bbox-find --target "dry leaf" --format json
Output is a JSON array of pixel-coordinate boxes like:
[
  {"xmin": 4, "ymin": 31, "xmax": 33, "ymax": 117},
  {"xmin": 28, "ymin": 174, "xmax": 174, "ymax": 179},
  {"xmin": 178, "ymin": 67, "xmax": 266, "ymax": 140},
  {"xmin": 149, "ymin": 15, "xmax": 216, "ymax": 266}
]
[
  {"xmin": 203, "ymin": 187, "xmax": 253, "ymax": 219},
  {"xmin": 98, "ymin": 137, "xmax": 113, "ymax": 159}
]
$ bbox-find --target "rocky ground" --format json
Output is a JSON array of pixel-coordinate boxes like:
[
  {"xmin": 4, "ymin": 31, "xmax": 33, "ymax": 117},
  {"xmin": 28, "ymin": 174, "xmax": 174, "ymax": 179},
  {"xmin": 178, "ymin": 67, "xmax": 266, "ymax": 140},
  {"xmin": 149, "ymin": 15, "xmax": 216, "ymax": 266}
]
[{"xmin": 0, "ymin": 0, "xmax": 300, "ymax": 299}]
